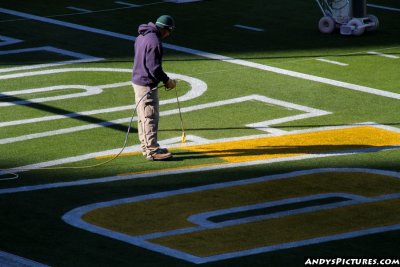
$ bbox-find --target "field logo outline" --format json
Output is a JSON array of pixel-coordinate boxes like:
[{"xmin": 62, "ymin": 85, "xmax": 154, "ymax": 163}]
[{"xmin": 63, "ymin": 168, "xmax": 400, "ymax": 264}]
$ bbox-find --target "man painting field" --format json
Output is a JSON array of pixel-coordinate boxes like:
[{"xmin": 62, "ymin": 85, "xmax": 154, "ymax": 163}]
[{"xmin": 0, "ymin": 0, "xmax": 399, "ymax": 266}]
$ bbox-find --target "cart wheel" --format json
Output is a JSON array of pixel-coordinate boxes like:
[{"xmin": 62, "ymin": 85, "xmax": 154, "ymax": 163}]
[
  {"xmin": 366, "ymin": 14, "xmax": 379, "ymax": 31},
  {"xmin": 348, "ymin": 18, "xmax": 365, "ymax": 36},
  {"xmin": 318, "ymin": 16, "xmax": 335, "ymax": 34}
]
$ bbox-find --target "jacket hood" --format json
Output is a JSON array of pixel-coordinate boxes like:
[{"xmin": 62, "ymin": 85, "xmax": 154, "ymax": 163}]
[{"xmin": 138, "ymin": 22, "xmax": 160, "ymax": 36}]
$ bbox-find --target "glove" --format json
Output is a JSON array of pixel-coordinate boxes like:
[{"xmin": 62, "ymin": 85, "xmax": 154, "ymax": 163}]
[{"xmin": 165, "ymin": 79, "xmax": 177, "ymax": 90}]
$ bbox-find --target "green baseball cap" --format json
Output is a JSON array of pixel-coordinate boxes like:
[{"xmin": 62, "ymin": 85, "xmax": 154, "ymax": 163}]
[{"xmin": 156, "ymin": 15, "xmax": 175, "ymax": 31}]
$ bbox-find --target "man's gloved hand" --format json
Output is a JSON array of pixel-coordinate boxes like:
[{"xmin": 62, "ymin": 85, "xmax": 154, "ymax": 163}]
[{"xmin": 165, "ymin": 79, "xmax": 177, "ymax": 90}]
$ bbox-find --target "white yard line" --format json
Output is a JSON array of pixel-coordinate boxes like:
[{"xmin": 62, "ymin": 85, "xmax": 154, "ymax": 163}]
[
  {"xmin": 367, "ymin": 4, "xmax": 400, "ymax": 12},
  {"xmin": 66, "ymin": 6, "xmax": 93, "ymax": 13},
  {"xmin": 367, "ymin": 51, "xmax": 399, "ymax": 59},
  {"xmin": 234, "ymin": 24, "xmax": 264, "ymax": 32},
  {"xmin": 316, "ymin": 58, "xmax": 348, "ymax": 66},
  {"xmin": 0, "ymin": 7, "xmax": 398, "ymax": 100},
  {"xmin": 114, "ymin": 1, "xmax": 142, "ymax": 8}
]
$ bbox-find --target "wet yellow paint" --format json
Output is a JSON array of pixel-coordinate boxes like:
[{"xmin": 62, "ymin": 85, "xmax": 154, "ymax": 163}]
[
  {"xmin": 97, "ymin": 126, "xmax": 400, "ymax": 165},
  {"xmin": 184, "ymin": 126, "xmax": 400, "ymax": 163}
]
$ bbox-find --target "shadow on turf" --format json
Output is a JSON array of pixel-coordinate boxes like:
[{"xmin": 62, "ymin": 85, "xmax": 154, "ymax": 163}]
[
  {"xmin": 0, "ymin": 94, "xmax": 135, "ymax": 133},
  {"xmin": 160, "ymin": 122, "xmax": 400, "ymax": 133},
  {"xmin": 173, "ymin": 144, "xmax": 396, "ymax": 161}
]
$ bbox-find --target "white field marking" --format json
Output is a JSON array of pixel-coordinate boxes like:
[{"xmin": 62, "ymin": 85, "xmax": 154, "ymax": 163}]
[
  {"xmin": 66, "ymin": 6, "xmax": 93, "ymax": 13},
  {"xmin": 367, "ymin": 51, "xmax": 399, "ymax": 59},
  {"xmin": 316, "ymin": 58, "xmax": 348, "ymax": 66},
  {"xmin": 0, "ymin": 8, "xmax": 398, "ymax": 100},
  {"xmin": 2, "ymin": 145, "xmax": 400, "ymax": 196},
  {"xmin": 0, "ymin": 94, "xmax": 329, "ymax": 144},
  {"xmin": 1, "ymin": 122, "xmax": 399, "ymax": 193},
  {"xmin": 234, "ymin": 24, "xmax": 264, "ymax": 32},
  {"xmin": 114, "ymin": 1, "xmax": 142, "ymax": 8},
  {"xmin": 0, "ymin": 250, "xmax": 49, "ymax": 267},
  {"xmin": 0, "ymin": 135, "xmax": 208, "ymax": 176},
  {"xmin": 0, "ymin": 85, "xmax": 104, "ymax": 107},
  {"xmin": 0, "ymin": 82, "xmax": 130, "ymax": 108},
  {"xmin": 0, "ymin": 46, "xmax": 103, "ymax": 73},
  {"xmin": 143, "ymin": 193, "xmax": 370, "ymax": 240},
  {"xmin": 187, "ymin": 193, "xmax": 369, "ymax": 228},
  {"xmin": 62, "ymin": 168, "xmax": 400, "ymax": 264},
  {"xmin": 163, "ymin": 0, "xmax": 202, "ymax": 3},
  {"xmin": 1, "ymin": 122, "xmax": 386, "ymax": 174},
  {"xmin": 0, "ymin": 68, "xmax": 206, "ymax": 127},
  {"xmin": 0, "ymin": 35, "xmax": 22, "ymax": 47},
  {"xmin": 367, "ymin": 4, "xmax": 400, "ymax": 12}
]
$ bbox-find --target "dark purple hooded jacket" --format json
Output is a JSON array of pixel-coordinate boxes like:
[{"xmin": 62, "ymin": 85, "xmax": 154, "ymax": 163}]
[{"xmin": 132, "ymin": 22, "xmax": 169, "ymax": 88}]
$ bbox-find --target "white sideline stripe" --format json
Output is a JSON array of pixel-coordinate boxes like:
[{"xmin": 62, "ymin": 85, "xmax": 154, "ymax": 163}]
[
  {"xmin": 367, "ymin": 4, "xmax": 400, "ymax": 12},
  {"xmin": 0, "ymin": 94, "xmax": 327, "ymax": 144},
  {"xmin": 367, "ymin": 51, "xmax": 399, "ymax": 59},
  {"xmin": 316, "ymin": 58, "xmax": 348, "ymax": 66},
  {"xmin": 0, "ymin": 250, "xmax": 49, "ymax": 267},
  {"xmin": 114, "ymin": 1, "xmax": 142, "ymax": 8},
  {"xmin": 0, "ymin": 35, "xmax": 23, "ymax": 47},
  {"xmin": 0, "ymin": 7, "xmax": 398, "ymax": 100},
  {"xmin": 66, "ymin": 6, "xmax": 92, "ymax": 13},
  {"xmin": 0, "ymin": 46, "xmax": 103, "ymax": 73},
  {"xmin": 234, "ymin": 24, "xmax": 264, "ymax": 32}
]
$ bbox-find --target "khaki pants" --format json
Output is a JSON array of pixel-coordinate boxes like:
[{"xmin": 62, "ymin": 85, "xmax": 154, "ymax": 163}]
[{"xmin": 132, "ymin": 83, "xmax": 160, "ymax": 156}]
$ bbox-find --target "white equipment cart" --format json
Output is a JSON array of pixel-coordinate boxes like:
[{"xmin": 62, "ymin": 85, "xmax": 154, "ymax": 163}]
[{"xmin": 316, "ymin": 0, "xmax": 379, "ymax": 36}]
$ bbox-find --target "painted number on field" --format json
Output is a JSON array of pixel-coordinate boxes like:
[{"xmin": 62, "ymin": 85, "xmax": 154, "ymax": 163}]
[{"xmin": 63, "ymin": 168, "xmax": 400, "ymax": 264}]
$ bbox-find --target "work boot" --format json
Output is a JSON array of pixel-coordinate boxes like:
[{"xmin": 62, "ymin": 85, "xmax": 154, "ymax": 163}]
[
  {"xmin": 143, "ymin": 148, "xmax": 169, "ymax": 156},
  {"xmin": 146, "ymin": 148, "xmax": 172, "ymax": 161}
]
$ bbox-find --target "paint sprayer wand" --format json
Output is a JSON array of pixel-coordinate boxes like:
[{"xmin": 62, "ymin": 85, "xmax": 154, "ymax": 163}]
[
  {"xmin": 164, "ymin": 79, "xmax": 186, "ymax": 144},
  {"xmin": 175, "ymin": 82, "xmax": 186, "ymax": 144}
]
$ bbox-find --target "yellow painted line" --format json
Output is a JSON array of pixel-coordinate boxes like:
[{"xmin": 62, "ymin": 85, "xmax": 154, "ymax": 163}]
[
  {"xmin": 184, "ymin": 126, "xmax": 400, "ymax": 163},
  {"xmin": 114, "ymin": 126, "xmax": 399, "ymax": 176}
]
